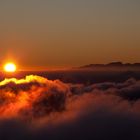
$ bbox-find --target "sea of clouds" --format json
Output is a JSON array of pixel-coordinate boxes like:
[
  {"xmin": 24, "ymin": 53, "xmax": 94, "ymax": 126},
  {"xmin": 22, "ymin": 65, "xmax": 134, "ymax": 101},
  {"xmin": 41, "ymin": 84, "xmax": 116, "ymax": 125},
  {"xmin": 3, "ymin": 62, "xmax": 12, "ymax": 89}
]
[{"xmin": 0, "ymin": 75, "xmax": 140, "ymax": 140}]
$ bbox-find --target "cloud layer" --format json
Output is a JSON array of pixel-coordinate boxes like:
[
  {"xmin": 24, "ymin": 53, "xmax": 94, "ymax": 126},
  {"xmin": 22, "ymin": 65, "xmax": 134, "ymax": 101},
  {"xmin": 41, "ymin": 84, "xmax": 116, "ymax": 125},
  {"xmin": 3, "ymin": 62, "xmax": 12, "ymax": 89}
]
[{"xmin": 0, "ymin": 75, "xmax": 140, "ymax": 140}]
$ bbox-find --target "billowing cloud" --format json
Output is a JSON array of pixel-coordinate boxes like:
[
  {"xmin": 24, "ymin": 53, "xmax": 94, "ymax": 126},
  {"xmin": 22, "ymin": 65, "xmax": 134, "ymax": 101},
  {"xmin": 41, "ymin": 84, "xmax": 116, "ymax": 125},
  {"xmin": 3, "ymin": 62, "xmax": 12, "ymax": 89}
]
[{"xmin": 0, "ymin": 75, "xmax": 140, "ymax": 140}]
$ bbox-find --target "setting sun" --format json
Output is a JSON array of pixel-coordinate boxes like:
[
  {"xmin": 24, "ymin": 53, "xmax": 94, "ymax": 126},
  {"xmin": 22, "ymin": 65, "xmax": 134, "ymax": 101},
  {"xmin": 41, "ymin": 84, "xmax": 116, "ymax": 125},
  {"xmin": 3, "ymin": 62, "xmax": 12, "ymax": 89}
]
[{"xmin": 4, "ymin": 63, "xmax": 17, "ymax": 72}]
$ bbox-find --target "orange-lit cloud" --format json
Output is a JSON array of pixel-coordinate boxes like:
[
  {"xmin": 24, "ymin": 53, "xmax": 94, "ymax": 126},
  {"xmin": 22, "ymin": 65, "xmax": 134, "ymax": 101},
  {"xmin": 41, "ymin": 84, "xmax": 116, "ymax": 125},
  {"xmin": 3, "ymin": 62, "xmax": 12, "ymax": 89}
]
[{"xmin": 0, "ymin": 76, "xmax": 140, "ymax": 139}]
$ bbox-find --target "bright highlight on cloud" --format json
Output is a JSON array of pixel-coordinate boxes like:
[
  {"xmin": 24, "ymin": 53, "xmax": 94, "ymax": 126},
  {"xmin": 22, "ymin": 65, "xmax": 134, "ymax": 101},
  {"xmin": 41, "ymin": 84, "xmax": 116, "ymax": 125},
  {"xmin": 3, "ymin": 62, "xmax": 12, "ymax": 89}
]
[{"xmin": 0, "ymin": 75, "xmax": 140, "ymax": 140}]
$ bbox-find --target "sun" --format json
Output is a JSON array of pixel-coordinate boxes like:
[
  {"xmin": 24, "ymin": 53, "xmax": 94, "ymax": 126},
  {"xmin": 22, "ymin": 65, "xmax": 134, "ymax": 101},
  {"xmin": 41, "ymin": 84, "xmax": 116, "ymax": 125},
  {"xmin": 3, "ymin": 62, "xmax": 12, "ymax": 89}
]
[{"xmin": 4, "ymin": 63, "xmax": 17, "ymax": 72}]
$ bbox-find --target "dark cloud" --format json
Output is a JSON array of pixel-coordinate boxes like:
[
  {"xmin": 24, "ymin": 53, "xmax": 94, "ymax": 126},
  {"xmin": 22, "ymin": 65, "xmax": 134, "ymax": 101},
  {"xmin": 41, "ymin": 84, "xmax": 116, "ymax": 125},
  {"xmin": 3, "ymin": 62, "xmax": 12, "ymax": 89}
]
[{"xmin": 0, "ymin": 75, "xmax": 140, "ymax": 140}]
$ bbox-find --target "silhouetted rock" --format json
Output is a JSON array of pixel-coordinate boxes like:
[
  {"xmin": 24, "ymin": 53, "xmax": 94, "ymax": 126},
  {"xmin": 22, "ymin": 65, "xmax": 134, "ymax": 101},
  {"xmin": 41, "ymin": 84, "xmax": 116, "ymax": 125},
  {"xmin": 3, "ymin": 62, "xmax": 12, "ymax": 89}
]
[
  {"xmin": 80, "ymin": 62, "xmax": 140, "ymax": 69},
  {"xmin": 107, "ymin": 62, "xmax": 123, "ymax": 66}
]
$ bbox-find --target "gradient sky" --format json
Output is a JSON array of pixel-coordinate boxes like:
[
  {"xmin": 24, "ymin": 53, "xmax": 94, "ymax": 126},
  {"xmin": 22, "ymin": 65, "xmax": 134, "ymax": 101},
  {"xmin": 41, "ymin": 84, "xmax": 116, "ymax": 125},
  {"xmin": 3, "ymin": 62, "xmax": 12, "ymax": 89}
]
[{"xmin": 0, "ymin": 0, "xmax": 140, "ymax": 69}]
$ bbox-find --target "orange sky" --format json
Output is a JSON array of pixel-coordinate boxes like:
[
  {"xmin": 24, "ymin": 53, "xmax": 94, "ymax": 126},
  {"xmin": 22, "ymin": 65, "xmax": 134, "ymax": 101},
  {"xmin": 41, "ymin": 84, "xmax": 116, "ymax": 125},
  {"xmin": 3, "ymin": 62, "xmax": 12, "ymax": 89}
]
[{"xmin": 0, "ymin": 0, "xmax": 140, "ymax": 70}]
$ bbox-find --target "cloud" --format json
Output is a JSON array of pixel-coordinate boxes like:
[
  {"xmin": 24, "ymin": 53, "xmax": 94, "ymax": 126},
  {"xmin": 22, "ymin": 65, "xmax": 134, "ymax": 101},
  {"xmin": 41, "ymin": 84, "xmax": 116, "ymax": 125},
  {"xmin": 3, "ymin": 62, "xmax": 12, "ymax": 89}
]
[{"xmin": 0, "ymin": 75, "xmax": 140, "ymax": 139}]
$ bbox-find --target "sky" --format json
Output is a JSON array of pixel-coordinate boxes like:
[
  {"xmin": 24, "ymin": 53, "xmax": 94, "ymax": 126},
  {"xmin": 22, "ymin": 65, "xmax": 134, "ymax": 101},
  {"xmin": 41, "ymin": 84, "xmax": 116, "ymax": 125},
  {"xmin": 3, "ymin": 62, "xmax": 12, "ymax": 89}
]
[{"xmin": 0, "ymin": 0, "xmax": 140, "ymax": 69}]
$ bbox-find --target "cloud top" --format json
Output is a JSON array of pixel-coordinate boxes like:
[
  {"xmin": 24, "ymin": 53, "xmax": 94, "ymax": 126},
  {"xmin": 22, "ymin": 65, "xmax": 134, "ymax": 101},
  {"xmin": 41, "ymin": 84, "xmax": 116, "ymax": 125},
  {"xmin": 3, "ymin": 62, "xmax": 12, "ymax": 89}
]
[{"xmin": 0, "ymin": 75, "xmax": 140, "ymax": 139}]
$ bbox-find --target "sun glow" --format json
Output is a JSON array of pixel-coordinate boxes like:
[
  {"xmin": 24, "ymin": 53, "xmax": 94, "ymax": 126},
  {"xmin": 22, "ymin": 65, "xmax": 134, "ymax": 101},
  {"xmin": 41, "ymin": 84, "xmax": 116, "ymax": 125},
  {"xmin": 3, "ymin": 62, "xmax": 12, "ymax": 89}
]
[{"xmin": 4, "ymin": 63, "xmax": 17, "ymax": 72}]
